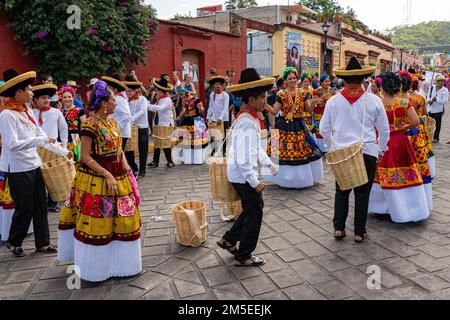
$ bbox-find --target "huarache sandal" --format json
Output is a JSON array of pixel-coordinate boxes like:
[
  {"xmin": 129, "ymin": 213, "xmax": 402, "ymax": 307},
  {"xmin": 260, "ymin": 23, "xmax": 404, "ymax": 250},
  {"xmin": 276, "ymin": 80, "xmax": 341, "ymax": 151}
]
[
  {"xmin": 48, "ymin": 205, "xmax": 60, "ymax": 213},
  {"xmin": 354, "ymin": 234, "xmax": 366, "ymax": 244},
  {"xmin": 35, "ymin": 245, "xmax": 58, "ymax": 253},
  {"xmin": 234, "ymin": 255, "xmax": 265, "ymax": 267},
  {"xmin": 217, "ymin": 238, "xmax": 237, "ymax": 255},
  {"xmin": 7, "ymin": 244, "xmax": 26, "ymax": 258},
  {"xmin": 334, "ymin": 230, "xmax": 347, "ymax": 240}
]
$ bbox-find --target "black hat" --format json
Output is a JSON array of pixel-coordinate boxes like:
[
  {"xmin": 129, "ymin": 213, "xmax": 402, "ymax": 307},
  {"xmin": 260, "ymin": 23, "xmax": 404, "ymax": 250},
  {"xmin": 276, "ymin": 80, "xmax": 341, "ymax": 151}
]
[
  {"xmin": 227, "ymin": 68, "xmax": 275, "ymax": 98},
  {"xmin": 32, "ymin": 83, "xmax": 58, "ymax": 98},
  {"xmin": 334, "ymin": 57, "xmax": 376, "ymax": 81},
  {"xmin": 152, "ymin": 77, "xmax": 173, "ymax": 92},
  {"xmin": 0, "ymin": 69, "xmax": 36, "ymax": 97}
]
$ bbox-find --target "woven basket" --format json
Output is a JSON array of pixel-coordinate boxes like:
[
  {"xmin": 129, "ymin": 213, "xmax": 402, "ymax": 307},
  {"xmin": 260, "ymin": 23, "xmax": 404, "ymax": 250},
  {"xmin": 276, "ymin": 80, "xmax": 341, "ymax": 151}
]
[
  {"xmin": 425, "ymin": 116, "xmax": 436, "ymax": 139},
  {"xmin": 153, "ymin": 125, "xmax": 174, "ymax": 149},
  {"xmin": 124, "ymin": 125, "xmax": 139, "ymax": 154},
  {"xmin": 261, "ymin": 129, "xmax": 268, "ymax": 140},
  {"xmin": 37, "ymin": 147, "xmax": 65, "ymax": 163},
  {"xmin": 172, "ymin": 200, "xmax": 207, "ymax": 247},
  {"xmin": 208, "ymin": 121, "xmax": 225, "ymax": 140},
  {"xmin": 326, "ymin": 142, "xmax": 368, "ymax": 191},
  {"xmin": 41, "ymin": 158, "xmax": 76, "ymax": 202},
  {"xmin": 209, "ymin": 157, "xmax": 240, "ymax": 202}
]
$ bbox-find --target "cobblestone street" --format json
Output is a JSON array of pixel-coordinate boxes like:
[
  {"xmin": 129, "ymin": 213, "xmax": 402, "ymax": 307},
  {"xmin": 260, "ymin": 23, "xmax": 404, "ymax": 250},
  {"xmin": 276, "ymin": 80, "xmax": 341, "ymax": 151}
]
[{"xmin": 0, "ymin": 107, "xmax": 449, "ymax": 300}]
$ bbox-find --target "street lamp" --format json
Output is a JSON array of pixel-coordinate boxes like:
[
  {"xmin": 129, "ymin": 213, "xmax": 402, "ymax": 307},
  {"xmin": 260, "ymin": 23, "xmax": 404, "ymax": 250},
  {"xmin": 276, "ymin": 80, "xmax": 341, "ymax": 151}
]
[
  {"xmin": 322, "ymin": 20, "xmax": 331, "ymax": 74},
  {"xmin": 400, "ymin": 48, "xmax": 404, "ymax": 71}
]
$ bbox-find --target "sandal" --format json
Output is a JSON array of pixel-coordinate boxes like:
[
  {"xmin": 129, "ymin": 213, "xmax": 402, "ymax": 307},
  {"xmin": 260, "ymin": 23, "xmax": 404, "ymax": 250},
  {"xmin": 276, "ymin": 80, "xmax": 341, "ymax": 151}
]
[
  {"xmin": 234, "ymin": 255, "xmax": 265, "ymax": 267},
  {"xmin": 48, "ymin": 205, "xmax": 60, "ymax": 213},
  {"xmin": 334, "ymin": 230, "xmax": 347, "ymax": 240},
  {"xmin": 217, "ymin": 238, "xmax": 237, "ymax": 255},
  {"xmin": 7, "ymin": 244, "xmax": 26, "ymax": 258},
  {"xmin": 354, "ymin": 234, "xmax": 366, "ymax": 243},
  {"xmin": 147, "ymin": 162, "xmax": 159, "ymax": 168},
  {"xmin": 35, "ymin": 244, "xmax": 58, "ymax": 253},
  {"xmin": 165, "ymin": 162, "xmax": 175, "ymax": 169}
]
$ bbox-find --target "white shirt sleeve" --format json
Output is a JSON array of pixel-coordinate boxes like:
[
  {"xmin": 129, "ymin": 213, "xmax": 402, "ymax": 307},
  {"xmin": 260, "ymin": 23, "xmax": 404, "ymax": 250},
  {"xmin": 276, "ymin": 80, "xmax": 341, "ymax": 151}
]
[
  {"xmin": 57, "ymin": 111, "xmax": 69, "ymax": 148},
  {"xmin": 114, "ymin": 96, "xmax": 132, "ymax": 126},
  {"xmin": 0, "ymin": 112, "xmax": 48, "ymax": 152},
  {"xmin": 233, "ymin": 120, "xmax": 260, "ymax": 188},
  {"xmin": 148, "ymin": 98, "xmax": 171, "ymax": 112},
  {"xmin": 206, "ymin": 92, "xmax": 214, "ymax": 120},
  {"xmin": 220, "ymin": 93, "xmax": 230, "ymax": 121},
  {"xmin": 320, "ymin": 100, "xmax": 333, "ymax": 148},
  {"xmin": 374, "ymin": 99, "xmax": 390, "ymax": 154},
  {"xmin": 437, "ymin": 88, "xmax": 449, "ymax": 105},
  {"xmin": 131, "ymin": 98, "xmax": 148, "ymax": 123}
]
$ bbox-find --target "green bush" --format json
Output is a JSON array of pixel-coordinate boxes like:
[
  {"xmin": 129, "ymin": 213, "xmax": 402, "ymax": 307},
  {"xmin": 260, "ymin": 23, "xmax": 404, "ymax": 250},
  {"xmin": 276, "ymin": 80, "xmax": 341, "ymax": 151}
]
[{"xmin": 1, "ymin": 0, "xmax": 158, "ymax": 82}]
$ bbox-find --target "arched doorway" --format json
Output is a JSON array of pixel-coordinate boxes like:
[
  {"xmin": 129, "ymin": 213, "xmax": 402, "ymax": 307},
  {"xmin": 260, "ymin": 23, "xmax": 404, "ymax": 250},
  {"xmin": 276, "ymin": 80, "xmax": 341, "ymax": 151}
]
[{"xmin": 182, "ymin": 49, "xmax": 205, "ymax": 102}]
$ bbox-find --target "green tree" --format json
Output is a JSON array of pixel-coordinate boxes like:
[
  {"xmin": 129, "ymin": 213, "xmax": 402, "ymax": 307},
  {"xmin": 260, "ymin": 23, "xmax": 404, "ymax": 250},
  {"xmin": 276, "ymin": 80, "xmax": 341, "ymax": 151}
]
[
  {"xmin": 172, "ymin": 13, "xmax": 192, "ymax": 20},
  {"xmin": 0, "ymin": 0, "xmax": 158, "ymax": 83},
  {"xmin": 225, "ymin": 0, "xmax": 258, "ymax": 10},
  {"xmin": 390, "ymin": 21, "xmax": 450, "ymax": 52},
  {"xmin": 298, "ymin": 0, "xmax": 343, "ymax": 19}
]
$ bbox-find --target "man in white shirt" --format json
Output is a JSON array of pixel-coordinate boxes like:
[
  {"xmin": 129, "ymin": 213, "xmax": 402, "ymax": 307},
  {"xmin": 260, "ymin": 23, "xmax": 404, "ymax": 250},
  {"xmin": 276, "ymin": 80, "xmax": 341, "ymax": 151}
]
[
  {"xmin": 217, "ymin": 68, "xmax": 278, "ymax": 267},
  {"xmin": 101, "ymin": 75, "xmax": 131, "ymax": 149},
  {"xmin": 124, "ymin": 78, "xmax": 149, "ymax": 178},
  {"xmin": 0, "ymin": 69, "xmax": 69, "ymax": 257},
  {"xmin": 147, "ymin": 77, "xmax": 175, "ymax": 168},
  {"xmin": 427, "ymin": 75, "xmax": 449, "ymax": 143},
  {"xmin": 32, "ymin": 83, "xmax": 70, "ymax": 212},
  {"xmin": 207, "ymin": 76, "xmax": 230, "ymax": 156},
  {"xmin": 320, "ymin": 57, "xmax": 390, "ymax": 243}
]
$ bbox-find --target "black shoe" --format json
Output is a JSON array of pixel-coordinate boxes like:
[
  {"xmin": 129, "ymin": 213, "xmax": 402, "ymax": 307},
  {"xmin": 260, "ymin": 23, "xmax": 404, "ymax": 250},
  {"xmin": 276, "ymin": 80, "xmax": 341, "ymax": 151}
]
[
  {"xmin": 147, "ymin": 162, "xmax": 158, "ymax": 168},
  {"xmin": 48, "ymin": 205, "xmax": 60, "ymax": 213},
  {"xmin": 165, "ymin": 162, "xmax": 175, "ymax": 169},
  {"xmin": 7, "ymin": 243, "xmax": 26, "ymax": 258},
  {"xmin": 35, "ymin": 244, "xmax": 58, "ymax": 253}
]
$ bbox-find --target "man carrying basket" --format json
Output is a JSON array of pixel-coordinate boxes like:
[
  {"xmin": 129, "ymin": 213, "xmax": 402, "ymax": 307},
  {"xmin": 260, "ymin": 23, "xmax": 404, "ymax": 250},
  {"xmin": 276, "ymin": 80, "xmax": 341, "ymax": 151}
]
[
  {"xmin": 320, "ymin": 57, "xmax": 390, "ymax": 243},
  {"xmin": 217, "ymin": 68, "xmax": 278, "ymax": 267}
]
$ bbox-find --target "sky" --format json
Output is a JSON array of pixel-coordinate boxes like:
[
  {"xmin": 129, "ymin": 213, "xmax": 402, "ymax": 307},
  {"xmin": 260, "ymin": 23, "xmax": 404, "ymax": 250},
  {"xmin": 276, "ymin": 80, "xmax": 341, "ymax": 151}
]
[{"xmin": 147, "ymin": 0, "xmax": 450, "ymax": 31}]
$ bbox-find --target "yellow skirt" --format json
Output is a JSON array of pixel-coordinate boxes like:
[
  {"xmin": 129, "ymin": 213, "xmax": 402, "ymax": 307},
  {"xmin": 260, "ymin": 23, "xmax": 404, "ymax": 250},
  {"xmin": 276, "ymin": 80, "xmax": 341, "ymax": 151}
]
[
  {"xmin": 59, "ymin": 170, "xmax": 141, "ymax": 245},
  {"xmin": 0, "ymin": 172, "xmax": 14, "ymax": 209}
]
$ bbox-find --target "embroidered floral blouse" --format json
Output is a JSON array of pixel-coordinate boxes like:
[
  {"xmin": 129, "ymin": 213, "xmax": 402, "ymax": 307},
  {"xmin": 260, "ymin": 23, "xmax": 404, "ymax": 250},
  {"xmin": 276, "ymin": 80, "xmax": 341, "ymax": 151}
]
[
  {"xmin": 276, "ymin": 89, "xmax": 308, "ymax": 121},
  {"xmin": 384, "ymin": 99, "xmax": 413, "ymax": 133},
  {"xmin": 63, "ymin": 106, "xmax": 85, "ymax": 142}
]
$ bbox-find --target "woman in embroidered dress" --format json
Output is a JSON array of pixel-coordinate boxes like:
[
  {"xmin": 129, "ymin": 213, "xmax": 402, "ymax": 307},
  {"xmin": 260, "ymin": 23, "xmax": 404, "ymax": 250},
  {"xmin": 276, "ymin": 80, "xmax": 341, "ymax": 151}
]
[
  {"xmin": 175, "ymin": 89, "xmax": 208, "ymax": 164},
  {"xmin": 58, "ymin": 80, "xmax": 142, "ymax": 282},
  {"xmin": 311, "ymin": 73, "xmax": 338, "ymax": 153},
  {"xmin": 264, "ymin": 67, "xmax": 323, "ymax": 189},
  {"xmin": 60, "ymin": 86, "xmax": 86, "ymax": 154},
  {"xmin": 298, "ymin": 72, "xmax": 314, "ymax": 131},
  {"xmin": 369, "ymin": 72, "xmax": 429, "ymax": 223},
  {"xmin": 398, "ymin": 71, "xmax": 433, "ymax": 210}
]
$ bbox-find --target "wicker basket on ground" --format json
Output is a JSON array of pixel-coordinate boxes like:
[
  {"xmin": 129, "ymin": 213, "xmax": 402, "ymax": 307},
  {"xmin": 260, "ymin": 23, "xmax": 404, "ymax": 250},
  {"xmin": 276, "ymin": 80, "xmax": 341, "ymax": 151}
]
[{"xmin": 172, "ymin": 200, "xmax": 207, "ymax": 247}]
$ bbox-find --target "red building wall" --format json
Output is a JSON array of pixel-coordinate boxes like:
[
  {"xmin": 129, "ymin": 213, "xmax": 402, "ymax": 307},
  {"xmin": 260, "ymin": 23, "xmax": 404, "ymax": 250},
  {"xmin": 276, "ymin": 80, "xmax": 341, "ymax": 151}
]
[
  {"xmin": 134, "ymin": 20, "xmax": 247, "ymax": 103},
  {"xmin": 0, "ymin": 11, "xmax": 37, "ymax": 74}
]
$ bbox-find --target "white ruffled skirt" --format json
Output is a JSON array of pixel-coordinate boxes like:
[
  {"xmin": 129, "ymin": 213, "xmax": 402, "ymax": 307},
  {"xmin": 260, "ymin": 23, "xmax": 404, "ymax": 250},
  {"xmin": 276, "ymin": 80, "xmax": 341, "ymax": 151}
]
[
  {"xmin": 428, "ymin": 156, "xmax": 436, "ymax": 178},
  {"xmin": 266, "ymin": 159, "xmax": 324, "ymax": 189},
  {"xmin": 0, "ymin": 208, "xmax": 33, "ymax": 242}
]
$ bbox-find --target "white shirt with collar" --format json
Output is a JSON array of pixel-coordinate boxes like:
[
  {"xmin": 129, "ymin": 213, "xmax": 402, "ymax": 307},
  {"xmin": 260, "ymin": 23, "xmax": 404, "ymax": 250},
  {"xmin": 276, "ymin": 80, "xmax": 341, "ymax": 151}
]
[
  {"xmin": 320, "ymin": 92, "xmax": 390, "ymax": 159},
  {"xmin": 428, "ymin": 85, "xmax": 449, "ymax": 114},
  {"xmin": 130, "ymin": 95, "xmax": 149, "ymax": 129},
  {"xmin": 227, "ymin": 114, "xmax": 273, "ymax": 188},
  {"xmin": 112, "ymin": 92, "xmax": 132, "ymax": 138},
  {"xmin": 0, "ymin": 107, "xmax": 69, "ymax": 173},
  {"xmin": 148, "ymin": 96, "xmax": 174, "ymax": 126},
  {"xmin": 207, "ymin": 91, "xmax": 230, "ymax": 122},
  {"xmin": 33, "ymin": 107, "xmax": 69, "ymax": 148}
]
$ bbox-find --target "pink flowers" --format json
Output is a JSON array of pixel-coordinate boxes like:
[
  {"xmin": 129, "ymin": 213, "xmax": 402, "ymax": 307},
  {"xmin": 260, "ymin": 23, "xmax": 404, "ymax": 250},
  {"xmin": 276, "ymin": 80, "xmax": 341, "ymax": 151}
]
[
  {"xmin": 404, "ymin": 169, "xmax": 418, "ymax": 181},
  {"xmin": 36, "ymin": 31, "xmax": 49, "ymax": 40},
  {"xmin": 117, "ymin": 196, "xmax": 136, "ymax": 217},
  {"xmin": 89, "ymin": 28, "xmax": 99, "ymax": 35}
]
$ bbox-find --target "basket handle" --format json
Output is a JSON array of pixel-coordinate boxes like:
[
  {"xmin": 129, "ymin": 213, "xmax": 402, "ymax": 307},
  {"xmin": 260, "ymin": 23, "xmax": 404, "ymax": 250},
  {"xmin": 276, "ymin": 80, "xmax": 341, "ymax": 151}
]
[
  {"xmin": 326, "ymin": 142, "xmax": 363, "ymax": 165},
  {"xmin": 219, "ymin": 202, "xmax": 234, "ymax": 222},
  {"xmin": 174, "ymin": 204, "xmax": 207, "ymax": 246}
]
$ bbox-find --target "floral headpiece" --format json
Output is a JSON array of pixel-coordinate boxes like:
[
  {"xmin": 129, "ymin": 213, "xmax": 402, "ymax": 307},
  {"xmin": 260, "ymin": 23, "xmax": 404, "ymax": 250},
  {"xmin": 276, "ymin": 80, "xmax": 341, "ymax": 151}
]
[
  {"xmin": 89, "ymin": 80, "xmax": 109, "ymax": 111},
  {"xmin": 282, "ymin": 67, "xmax": 298, "ymax": 80},
  {"xmin": 319, "ymin": 73, "xmax": 329, "ymax": 84},
  {"xmin": 301, "ymin": 72, "xmax": 312, "ymax": 82},
  {"xmin": 58, "ymin": 86, "xmax": 76, "ymax": 97},
  {"xmin": 374, "ymin": 77, "xmax": 382, "ymax": 87}
]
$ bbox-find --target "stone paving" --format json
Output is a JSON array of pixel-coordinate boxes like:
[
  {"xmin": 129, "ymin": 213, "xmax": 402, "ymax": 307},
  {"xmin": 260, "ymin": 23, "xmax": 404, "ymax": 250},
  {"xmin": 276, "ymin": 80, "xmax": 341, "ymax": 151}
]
[{"xmin": 1, "ymin": 106, "xmax": 450, "ymax": 300}]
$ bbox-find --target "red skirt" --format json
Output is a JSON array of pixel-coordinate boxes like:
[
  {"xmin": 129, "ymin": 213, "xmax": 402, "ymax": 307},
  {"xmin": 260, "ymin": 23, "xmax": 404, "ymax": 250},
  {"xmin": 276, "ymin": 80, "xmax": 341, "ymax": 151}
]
[{"xmin": 375, "ymin": 131, "xmax": 423, "ymax": 190}]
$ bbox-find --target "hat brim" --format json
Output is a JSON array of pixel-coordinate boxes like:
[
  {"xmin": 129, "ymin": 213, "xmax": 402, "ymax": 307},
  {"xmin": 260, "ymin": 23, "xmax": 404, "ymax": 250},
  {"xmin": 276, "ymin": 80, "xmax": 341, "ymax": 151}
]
[
  {"xmin": 0, "ymin": 71, "xmax": 36, "ymax": 97},
  {"xmin": 101, "ymin": 76, "xmax": 128, "ymax": 92},
  {"xmin": 227, "ymin": 78, "xmax": 275, "ymax": 97},
  {"xmin": 152, "ymin": 78, "xmax": 173, "ymax": 92},
  {"xmin": 208, "ymin": 76, "xmax": 227, "ymax": 86},
  {"xmin": 333, "ymin": 66, "xmax": 376, "ymax": 77},
  {"xmin": 32, "ymin": 84, "xmax": 57, "ymax": 98},
  {"xmin": 123, "ymin": 81, "xmax": 143, "ymax": 90}
]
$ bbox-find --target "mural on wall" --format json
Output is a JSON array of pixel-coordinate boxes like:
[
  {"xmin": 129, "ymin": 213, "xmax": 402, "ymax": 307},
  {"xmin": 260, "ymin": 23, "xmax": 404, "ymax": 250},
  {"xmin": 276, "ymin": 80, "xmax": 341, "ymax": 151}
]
[
  {"xmin": 301, "ymin": 35, "xmax": 321, "ymax": 75},
  {"xmin": 286, "ymin": 31, "xmax": 302, "ymax": 75}
]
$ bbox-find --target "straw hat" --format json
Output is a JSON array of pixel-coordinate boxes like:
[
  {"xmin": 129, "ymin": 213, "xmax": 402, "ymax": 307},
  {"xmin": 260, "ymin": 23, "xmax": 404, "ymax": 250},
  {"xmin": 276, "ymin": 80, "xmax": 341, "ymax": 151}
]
[
  {"xmin": 435, "ymin": 75, "xmax": 446, "ymax": 82},
  {"xmin": 227, "ymin": 68, "xmax": 275, "ymax": 98},
  {"xmin": 208, "ymin": 75, "xmax": 227, "ymax": 86},
  {"xmin": 334, "ymin": 57, "xmax": 376, "ymax": 78},
  {"xmin": 123, "ymin": 81, "xmax": 143, "ymax": 90},
  {"xmin": 66, "ymin": 80, "xmax": 80, "ymax": 88},
  {"xmin": 0, "ymin": 69, "xmax": 36, "ymax": 98},
  {"xmin": 152, "ymin": 78, "xmax": 173, "ymax": 92},
  {"xmin": 101, "ymin": 76, "xmax": 128, "ymax": 92},
  {"xmin": 32, "ymin": 84, "xmax": 58, "ymax": 98},
  {"xmin": 88, "ymin": 78, "xmax": 98, "ymax": 87}
]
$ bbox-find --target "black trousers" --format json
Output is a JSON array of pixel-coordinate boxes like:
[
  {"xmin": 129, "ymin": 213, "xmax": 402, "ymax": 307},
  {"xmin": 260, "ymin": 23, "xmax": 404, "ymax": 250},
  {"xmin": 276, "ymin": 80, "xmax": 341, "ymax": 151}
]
[
  {"xmin": 125, "ymin": 128, "xmax": 149, "ymax": 175},
  {"xmin": 223, "ymin": 182, "xmax": 264, "ymax": 262},
  {"xmin": 429, "ymin": 112, "xmax": 443, "ymax": 141},
  {"xmin": 122, "ymin": 138, "xmax": 128, "ymax": 151},
  {"xmin": 7, "ymin": 169, "xmax": 50, "ymax": 248},
  {"xmin": 153, "ymin": 148, "xmax": 172, "ymax": 165},
  {"xmin": 333, "ymin": 154, "xmax": 377, "ymax": 237},
  {"xmin": 211, "ymin": 121, "xmax": 229, "ymax": 156}
]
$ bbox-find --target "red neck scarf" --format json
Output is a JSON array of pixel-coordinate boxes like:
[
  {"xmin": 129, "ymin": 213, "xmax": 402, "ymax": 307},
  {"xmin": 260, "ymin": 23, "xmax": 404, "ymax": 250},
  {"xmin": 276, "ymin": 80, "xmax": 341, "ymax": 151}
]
[
  {"xmin": 237, "ymin": 104, "xmax": 265, "ymax": 129},
  {"xmin": 213, "ymin": 89, "xmax": 223, "ymax": 102},
  {"xmin": 32, "ymin": 104, "xmax": 51, "ymax": 126},
  {"xmin": 341, "ymin": 84, "xmax": 365, "ymax": 105},
  {"xmin": 129, "ymin": 93, "xmax": 139, "ymax": 102},
  {"xmin": 4, "ymin": 99, "xmax": 37, "ymax": 126}
]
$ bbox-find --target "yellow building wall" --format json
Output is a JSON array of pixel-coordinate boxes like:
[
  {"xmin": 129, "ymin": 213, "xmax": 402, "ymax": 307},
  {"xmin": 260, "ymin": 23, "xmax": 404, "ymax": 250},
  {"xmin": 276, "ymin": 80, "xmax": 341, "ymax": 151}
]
[{"xmin": 272, "ymin": 27, "xmax": 322, "ymax": 77}]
